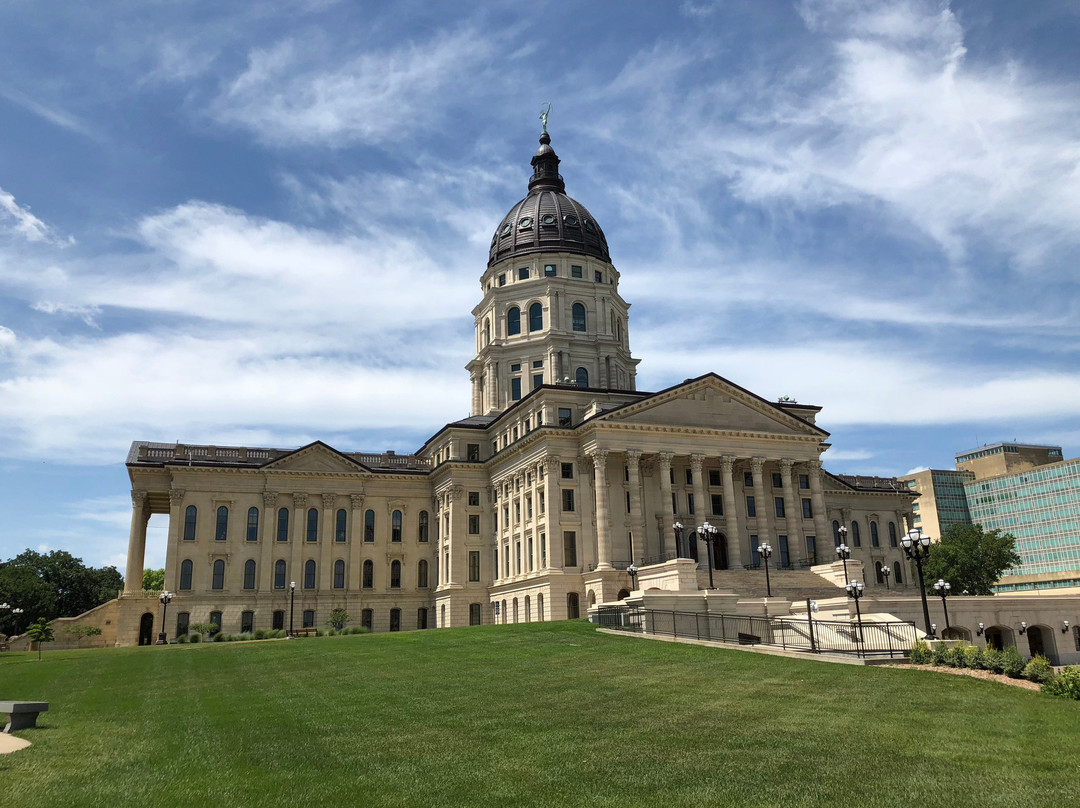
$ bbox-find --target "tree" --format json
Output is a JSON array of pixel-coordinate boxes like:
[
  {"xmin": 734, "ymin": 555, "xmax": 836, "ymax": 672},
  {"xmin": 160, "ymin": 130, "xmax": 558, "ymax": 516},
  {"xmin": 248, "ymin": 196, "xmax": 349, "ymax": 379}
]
[
  {"xmin": 0, "ymin": 550, "xmax": 123, "ymax": 634},
  {"xmin": 25, "ymin": 618, "xmax": 54, "ymax": 661},
  {"xmin": 326, "ymin": 609, "xmax": 350, "ymax": 631},
  {"xmin": 142, "ymin": 568, "xmax": 165, "ymax": 591},
  {"xmin": 65, "ymin": 624, "xmax": 103, "ymax": 643},
  {"xmin": 922, "ymin": 523, "xmax": 1022, "ymax": 596}
]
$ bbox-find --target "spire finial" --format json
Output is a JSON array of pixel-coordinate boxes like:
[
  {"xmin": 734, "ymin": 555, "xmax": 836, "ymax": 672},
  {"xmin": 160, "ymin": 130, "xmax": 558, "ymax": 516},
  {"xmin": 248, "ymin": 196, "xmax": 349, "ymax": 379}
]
[{"xmin": 539, "ymin": 102, "xmax": 551, "ymax": 135}]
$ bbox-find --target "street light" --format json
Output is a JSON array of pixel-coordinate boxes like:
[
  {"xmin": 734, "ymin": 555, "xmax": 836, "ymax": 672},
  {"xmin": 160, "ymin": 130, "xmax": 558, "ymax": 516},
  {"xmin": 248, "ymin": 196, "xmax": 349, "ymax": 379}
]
[
  {"xmin": 627, "ymin": 564, "xmax": 638, "ymax": 591},
  {"xmin": 1063, "ymin": 620, "xmax": 1071, "ymax": 634},
  {"xmin": 758, "ymin": 543, "xmax": 773, "ymax": 598},
  {"xmin": 673, "ymin": 521, "xmax": 684, "ymax": 559},
  {"xmin": 1019, "ymin": 621, "xmax": 1027, "ymax": 636},
  {"xmin": 288, "ymin": 581, "xmax": 296, "ymax": 638},
  {"xmin": 976, "ymin": 622, "xmax": 985, "ymax": 636},
  {"xmin": 880, "ymin": 565, "xmax": 891, "ymax": 590},
  {"xmin": 698, "ymin": 522, "xmax": 719, "ymax": 589},
  {"xmin": 846, "ymin": 579, "xmax": 865, "ymax": 647},
  {"xmin": 933, "ymin": 579, "xmax": 952, "ymax": 635},
  {"xmin": 900, "ymin": 527, "xmax": 933, "ymax": 636},
  {"xmin": 156, "ymin": 591, "xmax": 173, "ymax": 645},
  {"xmin": 835, "ymin": 539, "xmax": 851, "ymax": 581}
]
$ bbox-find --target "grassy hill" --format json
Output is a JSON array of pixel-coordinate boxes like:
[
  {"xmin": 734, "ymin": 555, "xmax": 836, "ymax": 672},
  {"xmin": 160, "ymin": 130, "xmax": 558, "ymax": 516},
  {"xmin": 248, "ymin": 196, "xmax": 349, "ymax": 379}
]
[{"xmin": 1, "ymin": 621, "xmax": 1077, "ymax": 808}]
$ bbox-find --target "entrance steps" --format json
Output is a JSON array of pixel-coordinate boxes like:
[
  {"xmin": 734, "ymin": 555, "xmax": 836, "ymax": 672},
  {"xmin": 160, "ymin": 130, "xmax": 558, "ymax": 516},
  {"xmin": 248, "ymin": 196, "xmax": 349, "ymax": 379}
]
[{"xmin": 697, "ymin": 568, "xmax": 844, "ymax": 601}]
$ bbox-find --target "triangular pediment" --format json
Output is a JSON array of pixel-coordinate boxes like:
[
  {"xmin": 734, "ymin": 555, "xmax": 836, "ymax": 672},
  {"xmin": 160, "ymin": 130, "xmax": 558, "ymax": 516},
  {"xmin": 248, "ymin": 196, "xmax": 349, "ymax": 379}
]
[
  {"xmin": 599, "ymin": 374, "xmax": 826, "ymax": 437},
  {"xmin": 261, "ymin": 441, "xmax": 369, "ymax": 474}
]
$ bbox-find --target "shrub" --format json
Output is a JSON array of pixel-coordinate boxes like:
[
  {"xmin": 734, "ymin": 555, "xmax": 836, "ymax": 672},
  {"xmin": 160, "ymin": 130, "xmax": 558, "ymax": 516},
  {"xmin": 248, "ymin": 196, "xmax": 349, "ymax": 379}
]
[
  {"xmin": 948, "ymin": 642, "xmax": 970, "ymax": 668},
  {"xmin": 1001, "ymin": 646, "xmax": 1027, "ymax": 678},
  {"xmin": 909, "ymin": 640, "xmax": 932, "ymax": 664},
  {"xmin": 270, "ymin": 629, "xmax": 287, "ymax": 638},
  {"xmin": 213, "ymin": 632, "xmax": 228, "ymax": 642},
  {"xmin": 983, "ymin": 648, "xmax": 1005, "ymax": 674},
  {"xmin": 1042, "ymin": 666, "xmax": 1080, "ymax": 700},
  {"xmin": 177, "ymin": 634, "xmax": 189, "ymax": 644},
  {"xmin": 254, "ymin": 629, "xmax": 266, "ymax": 640},
  {"xmin": 966, "ymin": 645, "xmax": 985, "ymax": 670},
  {"xmin": 189, "ymin": 633, "xmax": 201, "ymax": 643},
  {"xmin": 327, "ymin": 628, "xmax": 338, "ymax": 637},
  {"xmin": 235, "ymin": 632, "xmax": 253, "ymax": 642},
  {"xmin": 1023, "ymin": 654, "xmax": 1054, "ymax": 683},
  {"xmin": 932, "ymin": 642, "xmax": 950, "ymax": 666}
]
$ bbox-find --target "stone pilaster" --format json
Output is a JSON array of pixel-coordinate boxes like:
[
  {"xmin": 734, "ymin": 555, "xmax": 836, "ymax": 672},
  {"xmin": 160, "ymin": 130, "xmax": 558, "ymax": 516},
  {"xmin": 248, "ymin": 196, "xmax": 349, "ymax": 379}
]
[
  {"xmin": 542, "ymin": 456, "xmax": 560, "ymax": 569},
  {"xmin": 319, "ymin": 493, "xmax": 335, "ymax": 590},
  {"xmin": 625, "ymin": 450, "xmax": 644, "ymax": 563},
  {"xmin": 657, "ymin": 452, "xmax": 675, "ymax": 558},
  {"xmin": 260, "ymin": 491, "xmax": 277, "ymax": 591},
  {"xmin": 349, "ymin": 492, "xmax": 364, "ymax": 590},
  {"xmin": 165, "ymin": 488, "xmax": 184, "ymax": 592},
  {"xmin": 290, "ymin": 493, "xmax": 307, "ymax": 589}
]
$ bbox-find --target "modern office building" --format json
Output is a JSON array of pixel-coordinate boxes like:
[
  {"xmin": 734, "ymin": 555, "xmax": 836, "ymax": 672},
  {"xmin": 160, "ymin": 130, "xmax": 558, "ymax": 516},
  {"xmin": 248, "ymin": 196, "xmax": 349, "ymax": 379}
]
[
  {"xmin": 897, "ymin": 468, "xmax": 975, "ymax": 538},
  {"xmin": 955, "ymin": 442, "xmax": 1064, "ymax": 479}
]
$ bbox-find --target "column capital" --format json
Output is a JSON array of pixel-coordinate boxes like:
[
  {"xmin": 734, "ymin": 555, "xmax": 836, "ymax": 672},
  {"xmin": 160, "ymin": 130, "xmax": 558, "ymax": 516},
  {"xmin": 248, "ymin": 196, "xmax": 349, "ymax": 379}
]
[
  {"xmin": 657, "ymin": 451, "xmax": 674, "ymax": 471},
  {"xmin": 689, "ymin": 453, "xmax": 704, "ymax": 472},
  {"xmin": 169, "ymin": 488, "xmax": 186, "ymax": 507},
  {"xmin": 451, "ymin": 485, "xmax": 465, "ymax": 501},
  {"xmin": 625, "ymin": 449, "xmax": 643, "ymax": 467},
  {"xmin": 779, "ymin": 458, "xmax": 794, "ymax": 473},
  {"xmin": 321, "ymin": 493, "xmax": 336, "ymax": 509},
  {"xmin": 262, "ymin": 490, "xmax": 278, "ymax": 508},
  {"xmin": 750, "ymin": 456, "xmax": 765, "ymax": 472},
  {"xmin": 292, "ymin": 492, "xmax": 308, "ymax": 508},
  {"xmin": 131, "ymin": 489, "xmax": 147, "ymax": 508},
  {"xmin": 719, "ymin": 454, "xmax": 735, "ymax": 473},
  {"xmin": 542, "ymin": 455, "xmax": 561, "ymax": 473},
  {"xmin": 588, "ymin": 447, "xmax": 610, "ymax": 466},
  {"xmin": 351, "ymin": 493, "xmax": 366, "ymax": 510}
]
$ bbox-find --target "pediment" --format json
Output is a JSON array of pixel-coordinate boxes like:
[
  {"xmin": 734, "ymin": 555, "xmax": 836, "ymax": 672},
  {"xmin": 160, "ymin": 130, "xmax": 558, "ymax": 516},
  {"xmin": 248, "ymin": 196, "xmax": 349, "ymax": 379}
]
[
  {"xmin": 261, "ymin": 442, "xmax": 369, "ymax": 474},
  {"xmin": 600, "ymin": 375, "xmax": 825, "ymax": 437}
]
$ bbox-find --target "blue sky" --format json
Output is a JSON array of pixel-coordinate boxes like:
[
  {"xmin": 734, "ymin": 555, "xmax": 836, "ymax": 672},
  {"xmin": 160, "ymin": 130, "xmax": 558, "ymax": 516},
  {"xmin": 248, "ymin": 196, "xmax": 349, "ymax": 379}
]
[{"xmin": 1, "ymin": 0, "xmax": 1078, "ymax": 574}]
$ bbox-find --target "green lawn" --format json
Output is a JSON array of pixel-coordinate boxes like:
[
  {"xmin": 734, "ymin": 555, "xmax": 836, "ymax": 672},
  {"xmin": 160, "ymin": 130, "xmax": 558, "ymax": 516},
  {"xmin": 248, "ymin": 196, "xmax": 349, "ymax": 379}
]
[{"xmin": 1, "ymin": 621, "xmax": 1077, "ymax": 808}]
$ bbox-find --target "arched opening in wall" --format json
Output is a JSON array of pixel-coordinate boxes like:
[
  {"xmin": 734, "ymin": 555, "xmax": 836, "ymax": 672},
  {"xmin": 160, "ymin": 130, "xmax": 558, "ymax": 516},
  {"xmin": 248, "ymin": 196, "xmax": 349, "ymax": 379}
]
[
  {"xmin": 143, "ymin": 513, "xmax": 169, "ymax": 589},
  {"xmin": 501, "ymin": 599, "xmax": 508, "ymax": 624},
  {"xmin": 483, "ymin": 318, "xmax": 490, "ymax": 346},
  {"xmin": 984, "ymin": 625, "xmax": 1012, "ymax": 651},
  {"xmin": 587, "ymin": 590, "xmax": 597, "ymax": 609},
  {"xmin": 525, "ymin": 595, "xmax": 531, "ymax": 622},
  {"xmin": 617, "ymin": 589, "xmax": 631, "ymax": 600},
  {"xmin": 575, "ymin": 367, "xmax": 589, "ymax": 388},
  {"xmin": 512, "ymin": 597, "xmax": 519, "ymax": 624},
  {"xmin": 537, "ymin": 593, "xmax": 545, "ymax": 621},
  {"xmin": 874, "ymin": 561, "xmax": 885, "ymax": 584},
  {"xmin": 892, "ymin": 561, "xmax": 903, "ymax": 585},
  {"xmin": 138, "ymin": 612, "xmax": 154, "ymax": 646},
  {"xmin": 716, "ymin": 535, "xmax": 728, "ymax": 570},
  {"xmin": 567, "ymin": 592, "xmax": 580, "ymax": 619},
  {"xmin": 942, "ymin": 626, "xmax": 971, "ymax": 641},
  {"xmin": 440, "ymin": 604, "xmax": 446, "ymax": 627},
  {"xmin": 687, "ymin": 531, "xmax": 699, "ymax": 562},
  {"xmin": 1027, "ymin": 625, "xmax": 1058, "ymax": 664}
]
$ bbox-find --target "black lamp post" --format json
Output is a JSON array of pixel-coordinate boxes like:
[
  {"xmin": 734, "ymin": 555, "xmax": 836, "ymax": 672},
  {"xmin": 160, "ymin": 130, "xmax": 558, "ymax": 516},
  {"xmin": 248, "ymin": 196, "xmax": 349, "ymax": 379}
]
[
  {"xmin": 835, "ymin": 538, "xmax": 851, "ymax": 582},
  {"xmin": 698, "ymin": 522, "xmax": 719, "ymax": 589},
  {"xmin": 880, "ymin": 565, "xmax": 891, "ymax": 590},
  {"xmin": 627, "ymin": 564, "xmax": 638, "ymax": 591},
  {"xmin": 0, "ymin": 602, "xmax": 25, "ymax": 635},
  {"xmin": 758, "ymin": 542, "xmax": 773, "ymax": 598},
  {"xmin": 156, "ymin": 591, "xmax": 173, "ymax": 645},
  {"xmin": 288, "ymin": 580, "xmax": 296, "ymax": 637},
  {"xmin": 900, "ymin": 527, "xmax": 933, "ymax": 636},
  {"xmin": 933, "ymin": 578, "xmax": 952, "ymax": 634},
  {"xmin": 673, "ymin": 521, "xmax": 684, "ymax": 559},
  {"xmin": 846, "ymin": 579, "xmax": 865, "ymax": 646}
]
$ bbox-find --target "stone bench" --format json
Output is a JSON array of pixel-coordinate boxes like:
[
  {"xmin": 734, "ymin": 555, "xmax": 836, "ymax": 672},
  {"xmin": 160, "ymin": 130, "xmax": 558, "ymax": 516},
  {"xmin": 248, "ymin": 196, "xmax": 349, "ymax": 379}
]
[{"xmin": 1, "ymin": 701, "xmax": 49, "ymax": 733}]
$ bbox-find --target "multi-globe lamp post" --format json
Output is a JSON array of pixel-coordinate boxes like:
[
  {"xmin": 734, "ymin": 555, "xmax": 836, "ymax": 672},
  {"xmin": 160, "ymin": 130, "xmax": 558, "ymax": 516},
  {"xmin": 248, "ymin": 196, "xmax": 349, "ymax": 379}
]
[
  {"xmin": 900, "ymin": 527, "xmax": 933, "ymax": 636},
  {"xmin": 835, "ymin": 534, "xmax": 851, "ymax": 582},
  {"xmin": 880, "ymin": 565, "xmax": 891, "ymax": 590},
  {"xmin": 627, "ymin": 564, "xmax": 638, "ymax": 591},
  {"xmin": 0, "ymin": 602, "xmax": 25, "ymax": 635},
  {"xmin": 758, "ymin": 542, "xmax": 773, "ymax": 598},
  {"xmin": 288, "ymin": 581, "xmax": 296, "ymax": 638},
  {"xmin": 698, "ymin": 522, "xmax": 719, "ymax": 589},
  {"xmin": 156, "ymin": 590, "xmax": 173, "ymax": 645},
  {"xmin": 934, "ymin": 579, "xmax": 952, "ymax": 635},
  {"xmin": 846, "ymin": 578, "xmax": 865, "ymax": 646},
  {"xmin": 673, "ymin": 521, "xmax": 684, "ymax": 559}
]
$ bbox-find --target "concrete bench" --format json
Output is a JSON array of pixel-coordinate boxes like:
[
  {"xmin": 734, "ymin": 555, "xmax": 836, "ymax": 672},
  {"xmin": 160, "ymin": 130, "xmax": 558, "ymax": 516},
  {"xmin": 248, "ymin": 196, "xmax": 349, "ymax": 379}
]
[{"xmin": 1, "ymin": 701, "xmax": 49, "ymax": 733}]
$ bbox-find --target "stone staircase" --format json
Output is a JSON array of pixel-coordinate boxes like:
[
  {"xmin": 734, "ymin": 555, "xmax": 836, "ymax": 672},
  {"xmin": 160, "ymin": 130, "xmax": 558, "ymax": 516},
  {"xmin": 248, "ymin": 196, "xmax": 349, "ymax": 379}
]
[{"xmin": 698, "ymin": 568, "xmax": 846, "ymax": 602}]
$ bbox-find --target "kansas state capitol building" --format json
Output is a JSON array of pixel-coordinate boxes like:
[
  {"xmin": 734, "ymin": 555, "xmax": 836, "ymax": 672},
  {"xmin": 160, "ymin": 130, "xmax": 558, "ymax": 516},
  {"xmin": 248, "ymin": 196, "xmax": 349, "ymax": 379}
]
[{"xmin": 115, "ymin": 128, "xmax": 918, "ymax": 645}]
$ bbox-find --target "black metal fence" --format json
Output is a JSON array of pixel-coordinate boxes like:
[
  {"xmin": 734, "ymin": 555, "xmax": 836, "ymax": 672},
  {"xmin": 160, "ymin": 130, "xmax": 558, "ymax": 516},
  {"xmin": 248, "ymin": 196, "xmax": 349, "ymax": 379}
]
[{"xmin": 595, "ymin": 607, "xmax": 917, "ymax": 659}]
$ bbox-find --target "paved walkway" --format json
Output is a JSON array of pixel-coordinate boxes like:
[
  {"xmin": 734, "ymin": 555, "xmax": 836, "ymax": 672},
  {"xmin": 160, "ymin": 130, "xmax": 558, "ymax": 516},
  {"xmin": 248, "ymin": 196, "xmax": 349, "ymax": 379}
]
[{"xmin": 0, "ymin": 733, "xmax": 32, "ymax": 753}]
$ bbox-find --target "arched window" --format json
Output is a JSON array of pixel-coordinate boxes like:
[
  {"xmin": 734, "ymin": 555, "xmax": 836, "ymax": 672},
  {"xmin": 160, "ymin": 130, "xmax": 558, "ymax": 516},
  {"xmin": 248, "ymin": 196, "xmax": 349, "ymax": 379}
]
[
  {"xmin": 851, "ymin": 521, "xmax": 861, "ymax": 547},
  {"xmin": 274, "ymin": 559, "xmax": 286, "ymax": 589},
  {"xmin": 874, "ymin": 561, "xmax": 884, "ymax": 584},
  {"xmin": 418, "ymin": 510, "xmax": 429, "ymax": 542},
  {"xmin": 184, "ymin": 506, "xmax": 197, "ymax": 541},
  {"xmin": 212, "ymin": 559, "xmax": 225, "ymax": 590},
  {"xmin": 390, "ymin": 608, "xmax": 401, "ymax": 632},
  {"xmin": 246, "ymin": 507, "xmax": 259, "ymax": 541},
  {"xmin": 390, "ymin": 560, "xmax": 402, "ymax": 588},
  {"xmin": 889, "ymin": 522, "xmax": 898, "ymax": 547},
  {"xmin": 243, "ymin": 559, "xmax": 256, "ymax": 589},
  {"xmin": 483, "ymin": 318, "xmax": 490, "ymax": 346},
  {"xmin": 302, "ymin": 610, "xmax": 315, "ymax": 629},
  {"xmin": 180, "ymin": 559, "xmax": 193, "ymax": 590},
  {"xmin": 277, "ymin": 507, "xmax": 289, "ymax": 542},
  {"xmin": 870, "ymin": 521, "xmax": 880, "ymax": 547},
  {"xmin": 417, "ymin": 608, "xmax": 428, "ymax": 629},
  {"xmin": 176, "ymin": 612, "xmax": 190, "ymax": 637},
  {"xmin": 216, "ymin": 506, "xmax": 229, "ymax": 541},
  {"xmin": 241, "ymin": 611, "xmax": 254, "ymax": 634},
  {"xmin": 335, "ymin": 509, "xmax": 347, "ymax": 542},
  {"xmin": 537, "ymin": 593, "xmax": 544, "ymax": 621},
  {"xmin": 469, "ymin": 603, "xmax": 482, "ymax": 625},
  {"xmin": 306, "ymin": 508, "xmax": 318, "ymax": 542},
  {"xmin": 892, "ymin": 561, "xmax": 903, "ymax": 584},
  {"xmin": 832, "ymin": 520, "xmax": 841, "ymax": 546},
  {"xmin": 363, "ymin": 560, "xmax": 373, "ymax": 588},
  {"xmin": 418, "ymin": 559, "xmax": 429, "ymax": 588},
  {"xmin": 304, "ymin": 559, "xmax": 316, "ymax": 589},
  {"xmin": 528, "ymin": 302, "xmax": 543, "ymax": 332},
  {"xmin": 364, "ymin": 510, "xmax": 375, "ymax": 542},
  {"xmin": 572, "ymin": 302, "xmax": 586, "ymax": 332},
  {"xmin": 575, "ymin": 367, "xmax": 589, "ymax": 388},
  {"xmin": 209, "ymin": 611, "xmax": 222, "ymax": 632},
  {"xmin": 616, "ymin": 319, "xmax": 623, "ymax": 343},
  {"xmin": 392, "ymin": 510, "xmax": 402, "ymax": 542},
  {"xmin": 333, "ymin": 559, "xmax": 345, "ymax": 589},
  {"xmin": 507, "ymin": 306, "xmax": 521, "ymax": 335},
  {"xmin": 567, "ymin": 592, "xmax": 580, "ymax": 619},
  {"xmin": 361, "ymin": 609, "xmax": 373, "ymax": 630}
]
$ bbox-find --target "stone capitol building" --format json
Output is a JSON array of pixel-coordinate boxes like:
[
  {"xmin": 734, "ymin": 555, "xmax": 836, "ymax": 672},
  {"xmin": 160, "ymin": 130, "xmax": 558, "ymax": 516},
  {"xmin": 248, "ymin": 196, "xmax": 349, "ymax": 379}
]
[{"xmin": 107, "ymin": 128, "xmax": 920, "ymax": 645}]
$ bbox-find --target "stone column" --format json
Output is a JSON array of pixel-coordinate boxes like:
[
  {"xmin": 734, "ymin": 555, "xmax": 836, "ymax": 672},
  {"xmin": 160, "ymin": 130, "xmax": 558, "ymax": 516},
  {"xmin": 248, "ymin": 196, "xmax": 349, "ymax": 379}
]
[
  {"xmin": 658, "ymin": 452, "xmax": 675, "ymax": 558},
  {"xmin": 530, "ymin": 463, "xmax": 541, "ymax": 572},
  {"xmin": 165, "ymin": 489, "xmax": 184, "ymax": 592},
  {"xmin": 470, "ymin": 371, "xmax": 482, "ymax": 416},
  {"xmin": 124, "ymin": 490, "xmax": 149, "ymax": 593},
  {"xmin": 260, "ymin": 491, "xmax": 277, "ymax": 591},
  {"xmin": 690, "ymin": 454, "xmax": 707, "ymax": 567},
  {"xmin": 542, "ymin": 456, "xmax": 559, "ymax": 568},
  {"xmin": 625, "ymin": 450, "xmax": 644, "ymax": 563},
  {"xmin": 751, "ymin": 457, "xmax": 771, "ymax": 549},
  {"xmin": 448, "ymin": 485, "xmax": 466, "ymax": 586},
  {"xmin": 349, "ymin": 492, "xmax": 364, "ymax": 590},
  {"xmin": 808, "ymin": 461, "xmax": 829, "ymax": 547},
  {"xmin": 291, "ymin": 493, "xmax": 307, "ymax": 589},
  {"xmin": 320, "ymin": 493, "xmax": 335, "ymax": 590},
  {"xmin": 720, "ymin": 456, "xmax": 742, "ymax": 568},
  {"xmin": 590, "ymin": 448, "xmax": 613, "ymax": 570},
  {"xmin": 780, "ymin": 459, "xmax": 801, "ymax": 562}
]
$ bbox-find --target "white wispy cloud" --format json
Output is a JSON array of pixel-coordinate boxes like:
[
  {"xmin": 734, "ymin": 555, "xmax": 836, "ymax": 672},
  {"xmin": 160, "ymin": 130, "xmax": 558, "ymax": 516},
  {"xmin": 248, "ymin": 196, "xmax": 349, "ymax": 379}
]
[{"xmin": 0, "ymin": 186, "xmax": 56, "ymax": 243}]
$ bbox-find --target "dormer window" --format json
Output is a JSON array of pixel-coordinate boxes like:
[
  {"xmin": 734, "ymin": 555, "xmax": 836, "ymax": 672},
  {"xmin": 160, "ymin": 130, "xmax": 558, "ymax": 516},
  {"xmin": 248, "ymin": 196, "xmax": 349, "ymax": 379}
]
[{"xmin": 519, "ymin": 217, "xmax": 533, "ymax": 229}]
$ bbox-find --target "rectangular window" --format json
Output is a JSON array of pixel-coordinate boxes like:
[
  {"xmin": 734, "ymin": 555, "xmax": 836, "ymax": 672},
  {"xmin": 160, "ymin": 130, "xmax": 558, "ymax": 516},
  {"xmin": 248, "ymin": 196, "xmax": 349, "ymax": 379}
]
[
  {"xmin": 389, "ymin": 609, "xmax": 401, "ymax": 632},
  {"xmin": 467, "ymin": 443, "xmax": 480, "ymax": 461},
  {"xmin": 272, "ymin": 610, "xmax": 284, "ymax": 630},
  {"xmin": 688, "ymin": 493, "xmax": 696, "ymax": 515},
  {"xmin": 540, "ymin": 532, "xmax": 547, "ymax": 567},
  {"xmin": 744, "ymin": 472, "xmax": 754, "ymax": 487},
  {"xmin": 533, "ymin": 374, "xmax": 543, "ymax": 389},
  {"xmin": 539, "ymin": 492, "xmax": 545, "ymax": 514},
  {"xmin": 361, "ymin": 609, "xmax": 373, "ymax": 630},
  {"xmin": 806, "ymin": 535, "xmax": 817, "ymax": 564},
  {"xmin": 468, "ymin": 490, "xmax": 480, "ymax": 506},
  {"xmin": 518, "ymin": 267, "xmax": 529, "ymax": 280},
  {"xmin": 802, "ymin": 498, "xmax": 813, "ymax": 519},
  {"xmin": 498, "ymin": 274, "xmax": 506, "ymax": 286},
  {"xmin": 571, "ymin": 265, "xmax": 583, "ymax": 278},
  {"xmin": 176, "ymin": 612, "xmax": 190, "ymax": 637},
  {"xmin": 671, "ymin": 492, "xmax": 677, "ymax": 515},
  {"xmin": 469, "ymin": 551, "xmax": 480, "ymax": 582},
  {"xmin": 594, "ymin": 270, "xmax": 602, "ymax": 283},
  {"xmin": 246, "ymin": 508, "xmax": 259, "ymax": 542},
  {"xmin": 746, "ymin": 496, "xmax": 756, "ymax": 517},
  {"xmin": 685, "ymin": 468, "xmax": 693, "ymax": 485},
  {"xmin": 709, "ymin": 469, "xmax": 721, "ymax": 486},
  {"xmin": 468, "ymin": 514, "xmax": 480, "ymax": 534},
  {"xmin": 562, "ymin": 489, "xmax": 575, "ymax": 512},
  {"xmin": 779, "ymin": 535, "xmax": 790, "ymax": 567},
  {"xmin": 241, "ymin": 611, "xmax": 254, "ymax": 634},
  {"xmin": 563, "ymin": 531, "xmax": 577, "ymax": 566},
  {"xmin": 775, "ymin": 497, "xmax": 785, "ymax": 518},
  {"xmin": 626, "ymin": 491, "xmax": 631, "ymax": 513},
  {"xmin": 510, "ymin": 363, "xmax": 521, "ymax": 372},
  {"xmin": 511, "ymin": 378, "xmax": 522, "ymax": 400},
  {"xmin": 799, "ymin": 474, "xmax": 810, "ymax": 490},
  {"xmin": 544, "ymin": 264, "xmax": 556, "ymax": 277},
  {"xmin": 558, "ymin": 408, "xmax": 572, "ymax": 427},
  {"xmin": 772, "ymin": 473, "xmax": 783, "ymax": 488},
  {"xmin": 303, "ymin": 610, "xmax": 315, "ymax": 629},
  {"xmin": 528, "ymin": 536, "xmax": 534, "ymax": 571},
  {"xmin": 711, "ymin": 494, "xmax": 724, "ymax": 516},
  {"xmin": 561, "ymin": 462, "xmax": 574, "ymax": 479},
  {"xmin": 532, "ymin": 360, "xmax": 544, "ymax": 368}
]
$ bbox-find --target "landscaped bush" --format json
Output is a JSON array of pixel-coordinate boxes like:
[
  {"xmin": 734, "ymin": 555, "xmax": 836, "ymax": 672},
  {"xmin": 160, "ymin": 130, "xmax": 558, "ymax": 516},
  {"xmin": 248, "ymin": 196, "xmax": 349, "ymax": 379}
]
[
  {"xmin": 983, "ymin": 648, "xmax": 1005, "ymax": 674},
  {"xmin": 213, "ymin": 632, "xmax": 228, "ymax": 642},
  {"xmin": 177, "ymin": 634, "xmax": 189, "ymax": 644},
  {"xmin": 1001, "ymin": 646, "xmax": 1027, "ymax": 678},
  {"xmin": 189, "ymin": 633, "xmax": 201, "ymax": 643},
  {"xmin": 254, "ymin": 629, "xmax": 266, "ymax": 640},
  {"xmin": 1042, "ymin": 666, "xmax": 1080, "ymax": 700},
  {"xmin": 1022, "ymin": 654, "xmax": 1054, "ymax": 683},
  {"xmin": 909, "ymin": 640, "xmax": 932, "ymax": 664},
  {"xmin": 966, "ymin": 645, "xmax": 985, "ymax": 670},
  {"xmin": 932, "ymin": 642, "xmax": 950, "ymax": 666},
  {"xmin": 326, "ymin": 628, "xmax": 338, "ymax": 636},
  {"xmin": 947, "ymin": 642, "xmax": 970, "ymax": 668}
]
